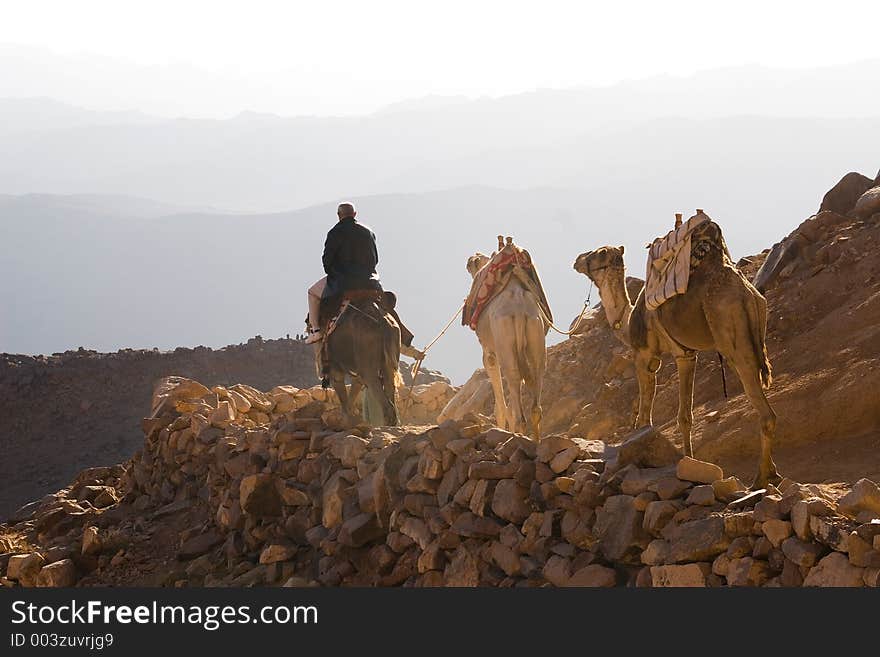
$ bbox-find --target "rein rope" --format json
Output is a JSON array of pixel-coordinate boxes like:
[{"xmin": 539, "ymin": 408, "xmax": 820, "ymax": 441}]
[
  {"xmin": 534, "ymin": 280, "xmax": 593, "ymax": 337},
  {"xmin": 510, "ymin": 254, "xmax": 594, "ymax": 337},
  {"xmin": 403, "ymin": 300, "xmax": 466, "ymax": 409},
  {"xmin": 346, "ymin": 301, "xmax": 380, "ymax": 324}
]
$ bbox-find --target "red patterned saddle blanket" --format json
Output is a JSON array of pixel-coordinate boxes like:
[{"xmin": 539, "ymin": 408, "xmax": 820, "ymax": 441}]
[{"xmin": 462, "ymin": 243, "xmax": 552, "ymax": 330}]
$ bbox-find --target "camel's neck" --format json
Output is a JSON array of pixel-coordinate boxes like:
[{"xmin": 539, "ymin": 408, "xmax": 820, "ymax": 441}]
[{"xmin": 596, "ymin": 270, "xmax": 634, "ymax": 346}]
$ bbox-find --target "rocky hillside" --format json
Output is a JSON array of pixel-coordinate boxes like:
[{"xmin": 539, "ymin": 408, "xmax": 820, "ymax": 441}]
[
  {"xmin": 1, "ymin": 378, "xmax": 878, "ymax": 589},
  {"xmin": 0, "ymin": 336, "xmax": 446, "ymax": 519}
]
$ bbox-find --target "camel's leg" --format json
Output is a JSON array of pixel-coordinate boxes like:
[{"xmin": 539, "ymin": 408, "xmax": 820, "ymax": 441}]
[
  {"xmin": 349, "ymin": 379, "xmax": 363, "ymax": 404},
  {"xmin": 706, "ymin": 294, "xmax": 780, "ymax": 488},
  {"xmin": 496, "ymin": 343, "xmax": 525, "ymax": 434},
  {"xmin": 675, "ymin": 354, "xmax": 697, "ymax": 456},
  {"xmin": 360, "ymin": 370, "xmax": 397, "ymax": 427},
  {"xmin": 524, "ymin": 317, "xmax": 546, "ymax": 440},
  {"xmin": 634, "ymin": 351, "xmax": 658, "ymax": 428},
  {"xmin": 483, "ymin": 351, "xmax": 509, "ymax": 430},
  {"xmin": 529, "ymin": 373, "xmax": 544, "ymax": 441},
  {"xmin": 730, "ymin": 359, "xmax": 780, "ymax": 488},
  {"xmin": 330, "ymin": 370, "xmax": 356, "ymax": 427},
  {"xmin": 349, "ymin": 378, "xmax": 364, "ymax": 419},
  {"xmin": 381, "ymin": 369, "xmax": 399, "ymax": 427}
]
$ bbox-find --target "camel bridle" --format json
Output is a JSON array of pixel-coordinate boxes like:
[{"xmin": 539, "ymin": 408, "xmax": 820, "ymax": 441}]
[{"xmin": 582, "ymin": 258, "xmax": 627, "ymax": 332}]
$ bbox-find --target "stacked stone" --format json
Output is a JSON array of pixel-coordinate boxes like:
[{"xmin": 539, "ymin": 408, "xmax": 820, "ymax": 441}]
[
  {"xmin": 399, "ymin": 381, "xmax": 457, "ymax": 425},
  {"xmin": 0, "ymin": 465, "xmax": 127, "ymax": 588},
  {"xmin": 594, "ymin": 429, "xmax": 880, "ymax": 587},
  {"xmin": 125, "ymin": 380, "xmax": 612, "ymax": 587},
  {"xmin": 3, "ymin": 377, "xmax": 879, "ymax": 588}
]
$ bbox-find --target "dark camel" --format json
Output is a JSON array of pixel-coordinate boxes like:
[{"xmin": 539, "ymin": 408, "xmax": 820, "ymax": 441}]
[
  {"xmin": 573, "ymin": 221, "xmax": 781, "ymax": 488},
  {"xmin": 324, "ymin": 298, "xmax": 402, "ymax": 427}
]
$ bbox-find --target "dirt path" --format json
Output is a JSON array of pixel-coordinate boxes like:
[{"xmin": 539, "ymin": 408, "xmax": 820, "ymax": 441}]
[{"xmin": 714, "ymin": 429, "xmax": 880, "ymax": 487}]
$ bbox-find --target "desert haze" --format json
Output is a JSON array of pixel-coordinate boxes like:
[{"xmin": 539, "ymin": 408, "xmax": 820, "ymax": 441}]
[{"xmin": 2, "ymin": 59, "xmax": 880, "ymax": 382}]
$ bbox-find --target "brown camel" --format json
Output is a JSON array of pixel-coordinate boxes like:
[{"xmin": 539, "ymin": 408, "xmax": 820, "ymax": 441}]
[{"xmin": 573, "ymin": 218, "xmax": 781, "ymax": 487}]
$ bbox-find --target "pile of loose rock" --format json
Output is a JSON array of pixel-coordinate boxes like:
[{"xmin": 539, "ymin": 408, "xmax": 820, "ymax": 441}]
[
  {"xmin": 2, "ymin": 377, "xmax": 878, "ymax": 588},
  {"xmin": 398, "ymin": 380, "xmax": 457, "ymax": 425}
]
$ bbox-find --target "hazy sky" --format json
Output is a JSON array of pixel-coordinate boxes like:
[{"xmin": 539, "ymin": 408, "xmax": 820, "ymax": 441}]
[{"xmin": 2, "ymin": 0, "xmax": 879, "ymax": 116}]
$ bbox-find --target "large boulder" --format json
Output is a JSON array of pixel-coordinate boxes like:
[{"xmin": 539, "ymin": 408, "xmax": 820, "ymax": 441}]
[
  {"xmin": 542, "ymin": 395, "xmax": 584, "ymax": 434},
  {"xmin": 676, "ymin": 457, "xmax": 723, "ymax": 484},
  {"xmin": 650, "ymin": 563, "xmax": 711, "ymax": 587},
  {"xmin": 491, "ymin": 479, "xmax": 531, "ymax": 524},
  {"xmin": 643, "ymin": 500, "xmax": 682, "ymax": 537},
  {"xmin": 666, "ymin": 517, "xmax": 730, "ymax": 563},
  {"xmin": 437, "ymin": 369, "xmax": 493, "ymax": 423},
  {"xmin": 36, "ymin": 559, "xmax": 77, "ymax": 587},
  {"xmin": 752, "ymin": 233, "xmax": 810, "ymax": 293},
  {"xmin": 240, "ymin": 474, "xmax": 283, "ymax": 517},
  {"xmin": 594, "ymin": 495, "xmax": 651, "ymax": 563},
  {"xmin": 338, "ymin": 513, "xmax": 384, "ymax": 548},
  {"xmin": 567, "ymin": 564, "xmax": 617, "ymax": 587},
  {"xmin": 178, "ymin": 530, "xmax": 224, "ymax": 559},
  {"xmin": 803, "ymin": 552, "xmax": 864, "ymax": 587},
  {"xmin": 819, "ymin": 171, "xmax": 875, "ymax": 215},
  {"xmin": 259, "ymin": 543, "xmax": 297, "ymax": 564},
  {"xmin": 781, "ymin": 537, "xmax": 825, "ymax": 568},
  {"xmin": 853, "ymin": 186, "xmax": 880, "ymax": 219},
  {"xmin": 726, "ymin": 557, "xmax": 770, "ymax": 587},
  {"xmin": 613, "ymin": 426, "xmax": 682, "ymax": 469},
  {"xmin": 7, "ymin": 553, "xmax": 45, "ymax": 586},
  {"xmin": 444, "ymin": 544, "xmax": 481, "ymax": 587},
  {"xmin": 149, "ymin": 376, "xmax": 212, "ymax": 419},
  {"xmin": 838, "ymin": 478, "xmax": 880, "ymax": 521}
]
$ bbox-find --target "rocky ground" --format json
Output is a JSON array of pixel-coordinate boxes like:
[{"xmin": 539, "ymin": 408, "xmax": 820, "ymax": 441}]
[{"xmin": 1, "ymin": 377, "xmax": 878, "ymax": 588}]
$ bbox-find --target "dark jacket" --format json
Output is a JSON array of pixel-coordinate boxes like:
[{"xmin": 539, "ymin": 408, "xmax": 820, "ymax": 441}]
[{"xmin": 322, "ymin": 217, "xmax": 383, "ymax": 298}]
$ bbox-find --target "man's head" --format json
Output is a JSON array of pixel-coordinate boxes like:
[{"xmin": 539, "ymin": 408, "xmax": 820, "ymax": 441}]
[{"xmin": 337, "ymin": 202, "xmax": 356, "ymax": 220}]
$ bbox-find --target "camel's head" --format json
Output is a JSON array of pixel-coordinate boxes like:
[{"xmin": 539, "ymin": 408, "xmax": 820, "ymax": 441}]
[
  {"xmin": 466, "ymin": 252, "xmax": 490, "ymax": 278},
  {"xmin": 573, "ymin": 245, "xmax": 625, "ymax": 283}
]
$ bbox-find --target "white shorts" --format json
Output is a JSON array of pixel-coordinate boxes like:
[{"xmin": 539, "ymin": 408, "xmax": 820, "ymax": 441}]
[{"xmin": 309, "ymin": 276, "xmax": 327, "ymax": 298}]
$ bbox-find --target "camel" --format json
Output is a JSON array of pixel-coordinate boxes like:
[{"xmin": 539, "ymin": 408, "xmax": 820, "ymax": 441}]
[
  {"xmin": 323, "ymin": 297, "xmax": 402, "ymax": 427},
  {"xmin": 466, "ymin": 252, "xmax": 547, "ymax": 437},
  {"xmin": 573, "ymin": 220, "xmax": 781, "ymax": 487}
]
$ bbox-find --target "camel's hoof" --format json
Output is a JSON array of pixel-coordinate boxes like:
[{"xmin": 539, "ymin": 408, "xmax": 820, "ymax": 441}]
[
  {"xmin": 750, "ymin": 473, "xmax": 782, "ymax": 492},
  {"xmin": 766, "ymin": 470, "xmax": 783, "ymax": 487}
]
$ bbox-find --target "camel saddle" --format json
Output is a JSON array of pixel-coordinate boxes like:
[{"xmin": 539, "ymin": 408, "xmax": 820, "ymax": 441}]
[
  {"xmin": 462, "ymin": 243, "xmax": 552, "ymax": 330},
  {"xmin": 319, "ymin": 289, "xmax": 383, "ymax": 329},
  {"xmin": 645, "ymin": 211, "xmax": 720, "ymax": 311}
]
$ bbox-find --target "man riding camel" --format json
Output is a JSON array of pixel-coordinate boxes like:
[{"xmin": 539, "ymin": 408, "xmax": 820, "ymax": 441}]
[{"xmin": 306, "ymin": 202, "xmax": 423, "ymax": 359}]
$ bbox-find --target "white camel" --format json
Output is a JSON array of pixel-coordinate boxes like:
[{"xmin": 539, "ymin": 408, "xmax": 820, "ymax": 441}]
[{"xmin": 466, "ymin": 252, "xmax": 548, "ymax": 438}]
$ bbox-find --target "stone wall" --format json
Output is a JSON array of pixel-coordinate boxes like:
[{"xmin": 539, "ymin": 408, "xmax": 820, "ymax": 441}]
[{"xmin": 4, "ymin": 378, "xmax": 877, "ymax": 588}]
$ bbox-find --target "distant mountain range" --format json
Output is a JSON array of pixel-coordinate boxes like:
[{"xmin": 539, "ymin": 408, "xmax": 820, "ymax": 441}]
[
  {"xmin": 0, "ymin": 97, "xmax": 157, "ymax": 137},
  {"xmin": 1, "ymin": 58, "xmax": 879, "ymax": 212}
]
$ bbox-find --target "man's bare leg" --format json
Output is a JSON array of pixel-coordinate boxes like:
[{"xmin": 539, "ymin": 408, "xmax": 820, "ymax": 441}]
[{"xmin": 306, "ymin": 277, "xmax": 327, "ymax": 344}]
